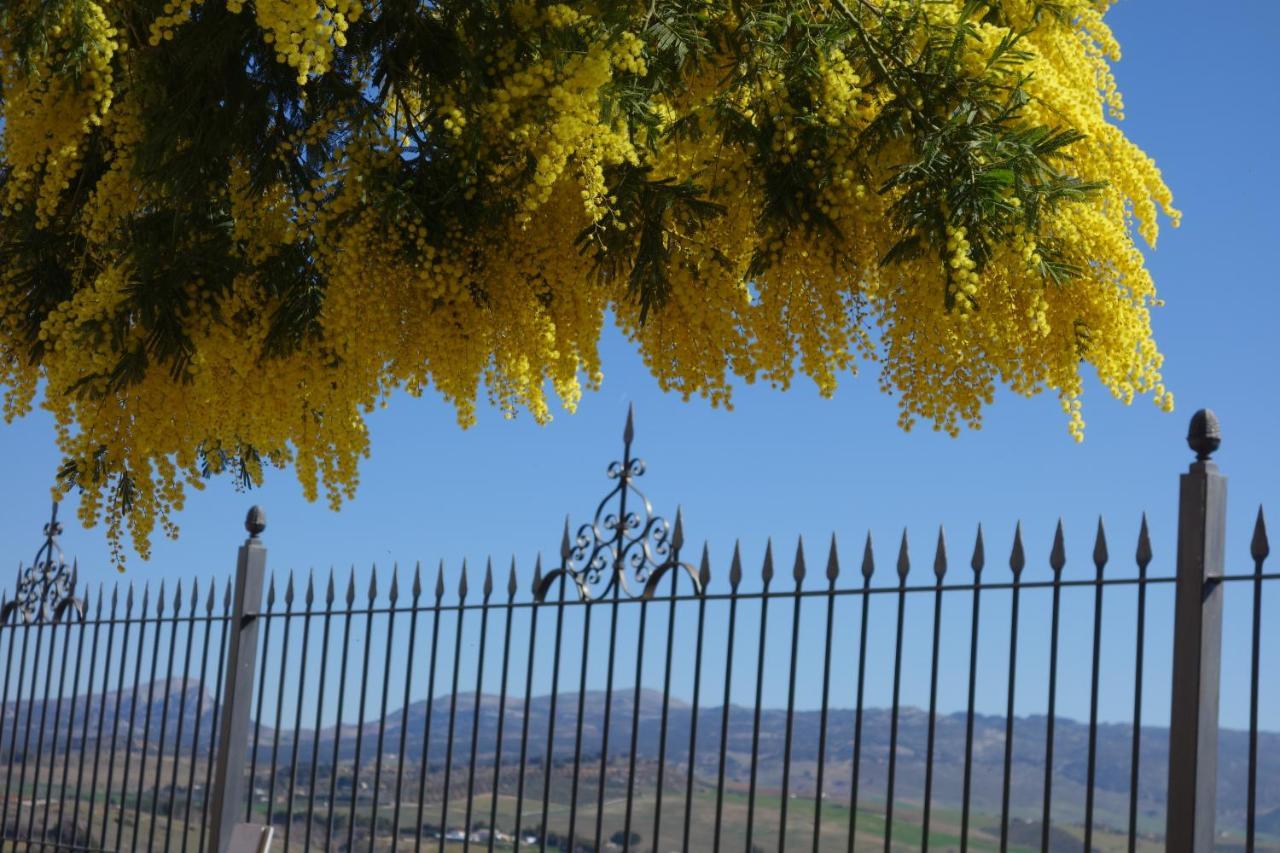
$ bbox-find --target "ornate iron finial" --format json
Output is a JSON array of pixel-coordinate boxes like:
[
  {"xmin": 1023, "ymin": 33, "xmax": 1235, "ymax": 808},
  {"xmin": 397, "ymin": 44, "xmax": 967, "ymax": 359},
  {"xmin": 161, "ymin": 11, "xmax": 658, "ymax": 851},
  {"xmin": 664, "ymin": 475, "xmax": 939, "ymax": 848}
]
[
  {"xmin": 539, "ymin": 406, "xmax": 701, "ymax": 602},
  {"xmin": 1187, "ymin": 409, "xmax": 1221, "ymax": 461},
  {"xmin": 2, "ymin": 502, "xmax": 84, "ymax": 624}
]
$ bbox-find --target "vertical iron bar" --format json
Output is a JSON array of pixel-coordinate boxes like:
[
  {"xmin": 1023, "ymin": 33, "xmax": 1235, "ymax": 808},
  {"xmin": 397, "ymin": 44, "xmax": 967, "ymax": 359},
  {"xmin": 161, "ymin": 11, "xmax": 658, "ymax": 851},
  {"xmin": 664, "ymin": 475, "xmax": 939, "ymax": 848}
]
[
  {"xmin": 1127, "ymin": 517, "xmax": 1153, "ymax": 853},
  {"xmin": 621, "ymin": 592, "xmax": 651, "ymax": 851},
  {"xmin": 303, "ymin": 571, "xmax": 337, "ymax": 852},
  {"xmin": 487, "ymin": 561, "xmax": 519, "ymax": 853},
  {"xmin": 778, "ymin": 539, "xmax": 806, "ymax": 853},
  {"xmin": 392, "ymin": 566, "xmax": 423, "ymax": 850},
  {"xmin": 57, "ymin": 585, "xmax": 94, "ymax": 848},
  {"xmin": 16, "ymin": 609, "xmax": 50, "ymax": 844},
  {"xmin": 32, "ymin": 589, "xmax": 72, "ymax": 840},
  {"xmin": 591, "ymin": 572, "xmax": 622, "ymax": 853},
  {"xmin": 439, "ymin": 564, "xmax": 470, "ymax": 852},
  {"xmin": 285, "ymin": 573, "xmax": 316, "ymax": 849},
  {"xmin": 100, "ymin": 584, "xmax": 136, "ymax": 845},
  {"xmin": 245, "ymin": 575, "xmax": 276, "ymax": 822},
  {"xmin": 565, "ymin": 554, "xmax": 593, "ymax": 853},
  {"xmin": 1000, "ymin": 524, "xmax": 1026, "ymax": 850},
  {"xmin": 345, "ymin": 568, "xmax": 380, "ymax": 853},
  {"xmin": 207, "ymin": 509, "xmax": 268, "ymax": 853},
  {"xmin": 180, "ymin": 582, "xmax": 217, "ymax": 853},
  {"xmin": 146, "ymin": 584, "xmax": 184, "ymax": 851},
  {"xmin": 114, "ymin": 583, "xmax": 151, "ymax": 851},
  {"xmin": 811, "ymin": 539, "xmax": 839, "ymax": 853},
  {"xmin": 712, "ymin": 544, "xmax": 743, "ymax": 853},
  {"xmin": 959, "ymin": 528, "xmax": 985, "ymax": 851},
  {"xmin": 85, "ymin": 585, "xmax": 120, "ymax": 848},
  {"xmin": 414, "ymin": 564, "xmax": 446, "ymax": 852},
  {"xmin": 921, "ymin": 529, "xmax": 949, "ymax": 852},
  {"xmin": 884, "ymin": 532, "xmax": 910, "ymax": 852},
  {"xmin": 162, "ymin": 582, "xmax": 199, "ymax": 853},
  {"xmin": 325, "ymin": 571, "xmax": 358, "ymax": 850},
  {"xmin": 536, "ymin": 572, "xmax": 565, "ymax": 853},
  {"xmin": 130, "ymin": 583, "xmax": 166, "ymax": 851},
  {"xmin": 513, "ymin": 559, "xmax": 543, "ymax": 853},
  {"xmin": 1083, "ymin": 520, "xmax": 1109, "ymax": 851},
  {"xmin": 0, "ymin": 587, "xmax": 21, "ymax": 843},
  {"xmin": 266, "ymin": 573, "xmax": 296, "ymax": 831},
  {"xmin": 847, "ymin": 534, "xmax": 874, "ymax": 853},
  {"xmin": 683, "ymin": 548, "xmax": 711, "ymax": 853},
  {"xmin": 197, "ymin": 580, "xmax": 233, "ymax": 853},
  {"xmin": 463, "ymin": 563, "xmax": 494, "ymax": 852},
  {"xmin": 651, "ymin": 519, "xmax": 684, "ymax": 853},
  {"xmin": 1040, "ymin": 520, "xmax": 1066, "ymax": 851},
  {"xmin": 369, "ymin": 569, "xmax": 400, "ymax": 851},
  {"xmin": 743, "ymin": 541, "xmax": 774, "ymax": 853},
  {"xmin": 1246, "ymin": 507, "xmax": 1268, "ymax": 852},
  {"xmin": 36, "ymin": 590, "xmax": 76, "ymax": 843}
]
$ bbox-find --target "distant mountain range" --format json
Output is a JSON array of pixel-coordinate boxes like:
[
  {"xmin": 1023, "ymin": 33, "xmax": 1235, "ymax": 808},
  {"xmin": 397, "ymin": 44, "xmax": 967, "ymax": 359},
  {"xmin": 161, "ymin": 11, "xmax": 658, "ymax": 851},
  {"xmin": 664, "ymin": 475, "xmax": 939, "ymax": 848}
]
[{"xmin": 4, "ymin": 680, "xmax": 1278, "ymax": 838}]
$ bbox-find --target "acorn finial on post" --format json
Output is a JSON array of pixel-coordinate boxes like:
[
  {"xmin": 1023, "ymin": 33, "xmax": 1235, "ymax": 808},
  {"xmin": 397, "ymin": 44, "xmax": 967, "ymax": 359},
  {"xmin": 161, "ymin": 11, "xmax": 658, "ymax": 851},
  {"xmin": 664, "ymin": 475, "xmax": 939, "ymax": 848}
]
[
  {"xmin": 245, "ymin": 506, "xmax": 267, "ymax": 538},
  {"xmin": 1187, "ymin": 409, "xmax": 1221, "ymax": 462}
]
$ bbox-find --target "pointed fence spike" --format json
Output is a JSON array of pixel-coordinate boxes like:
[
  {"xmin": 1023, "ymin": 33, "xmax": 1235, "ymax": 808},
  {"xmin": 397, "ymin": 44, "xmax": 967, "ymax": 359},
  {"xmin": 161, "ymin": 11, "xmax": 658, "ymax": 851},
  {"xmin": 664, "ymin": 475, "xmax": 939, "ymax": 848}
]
[
  {"xmin": 729, "ymin": 542, "xmax": 743, "ymax": 589},
  {"xmin": 934, "ymin": 527, "xmax": 948, "ymax": 580},
  {"xmin": 188, "ymin": 578, "xmax": 199, "ymax": 612},
  {"xmin": 624, "ymin": 402, "xmax": 636, "ymax": 446},
  {"xmin": 826, "ymin": 534, "xmax": 840, "ymax": 582},
  {"xmin": 897, "ymin": 529, "xmax": 910, "ymax": 581},
  {"xmin": 266, "ymin": 575, "xmax": 277, "ymax": 607},
  {"xmin": 389, "ymin": 566, "xmax": 400, "ymax": 604},
  {"xmin": 367, "ymin": 565, "xmax": 378, "ymax": 602},
  {"xmin": 204, "ymin": 581, "xmax": 214, "ymax": 614},
  {"xmin": 560, "ymin": 518, "xmax": 572, "ymax": 561},
  {"xmin": 1252, "ymin": 506, "xmax": 1270, "ymax": 563},
  {"xmin": 345, "ymin": 569, "xmax": 357, "ymax": 606},
  {"xmin": 156, "ymin": 581, "xmax": 166, "ymax": 615},
  {"xmin": 861, "ymin": 532, "xmax": 875, "ymax": 580},
  {"xmin": 532, "ymin": 555, "xmax": 543, "ymax": 594},
  {"xmin": 672, "ymin": 507, "xmax": 685, "ymax": 551},
  {"xmin": 699, "ymin": 544, "xmax": 712, "ymax": 588},
  {"xmin": 412, "ymin": 562, "xmax": 423, "ymax": 601},
  {"xmin": 436, "ymin": 561, "xmax": 446, "ymax": 600},
  {"xmin": 112, "ymin": 582, "xmax": 121, "ymax": 610},
  {"xmin": 125, "ymin": 581, "xmax": 135, "ymax": 611},
  {"xmin": 172, "ymin": 579, "xmax": 183, "ymax": 611},
  {"xmin": 1093, "ymin": 517, "xmax": 1109, "ymax": 570},
  {"xmin": 971, "ymin": 525, "xmax": 984, "ymax": 574},
  {"xmin": 484, "ymin": 559, "xmax": 494, "ymax": 599},
  {"xmin": 305, "ymin": 571, "xmax": 315, "ymax": 607},
  {"xmin": 762, "ymin": 539, "xmax": 775, "ymax": 585},
  {"xmin": 326, "ymin": 569, "xmax": 336, "ymax": 605},
  {"xmin": 793, "ymin": 537, "xmax": 807, "ymax": 583},
  {"xmin": 141, "ymin": 582, "xmax": 151, "ymax": 611},
  {"xmin": 1050, "ymin": 519, "xmax": 1066, "ymax": 573},
  {"xmin": 96, "ymin": 584, "xmax": 105, "ymax": 617},
  {"xmin": 508, "ymin": 558, "xmax": 519, "ymax": 599},
  {"xmin": 459, "ymin": 560, "xmax": 469, "ymax": 599},
  {"xmin": 1010, "ymin": 522, "xmax": 1026, "ymax": 576},
  {"xmin": 284, "ymin": 572, "xmax": 295, "ymax": 606},
  {"xmin": 223, "ymin": 579, "xmax": 232, "ymax": 612},
  {"xmin": 1136, "ymin": 514, "xmax": 1153, "ymax": 570}
]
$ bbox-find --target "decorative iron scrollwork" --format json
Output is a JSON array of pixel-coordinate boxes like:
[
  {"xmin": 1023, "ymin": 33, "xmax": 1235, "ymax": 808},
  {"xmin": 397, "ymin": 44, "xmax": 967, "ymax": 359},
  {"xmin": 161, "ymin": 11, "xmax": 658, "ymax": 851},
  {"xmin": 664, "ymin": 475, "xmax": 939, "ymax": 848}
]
[
  {"xmin": 1, "ymin": 503, "xmax": 85, "ymax": 624},
  {"xmin": 536, "ymin": 406, "xmax": 702, "ymax": 602}
]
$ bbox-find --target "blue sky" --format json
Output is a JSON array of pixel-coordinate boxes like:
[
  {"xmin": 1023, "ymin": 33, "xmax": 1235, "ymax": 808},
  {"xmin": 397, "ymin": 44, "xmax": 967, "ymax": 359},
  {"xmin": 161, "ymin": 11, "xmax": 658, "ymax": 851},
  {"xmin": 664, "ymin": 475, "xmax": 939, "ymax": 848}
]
[{"xmin": 1, "ymin": 0, "xmax": 1278, "ymax": 742}]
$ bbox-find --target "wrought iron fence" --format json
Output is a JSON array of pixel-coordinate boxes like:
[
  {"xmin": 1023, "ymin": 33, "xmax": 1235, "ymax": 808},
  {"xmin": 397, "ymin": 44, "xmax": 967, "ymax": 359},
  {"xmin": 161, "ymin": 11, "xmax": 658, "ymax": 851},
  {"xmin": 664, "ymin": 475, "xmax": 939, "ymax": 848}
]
[{"xmin": 0, "ymin": 408, "xmax": 1275, "ymax": 852}]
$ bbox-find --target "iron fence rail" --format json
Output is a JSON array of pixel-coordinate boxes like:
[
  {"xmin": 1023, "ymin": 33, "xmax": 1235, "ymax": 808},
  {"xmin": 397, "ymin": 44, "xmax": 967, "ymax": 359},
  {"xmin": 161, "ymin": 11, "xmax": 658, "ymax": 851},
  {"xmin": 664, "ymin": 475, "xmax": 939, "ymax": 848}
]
[{"xmin": 0, "ymin": 409, "xmax": 1274, "ymax": 853}]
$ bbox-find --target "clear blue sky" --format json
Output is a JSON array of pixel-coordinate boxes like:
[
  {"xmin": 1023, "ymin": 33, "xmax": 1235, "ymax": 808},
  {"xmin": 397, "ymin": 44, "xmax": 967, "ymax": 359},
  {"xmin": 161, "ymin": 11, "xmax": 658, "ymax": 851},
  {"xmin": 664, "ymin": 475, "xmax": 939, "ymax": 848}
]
[{"xmin": 1, "ymin": 0, "xmax": 1277, "ymax": 741}]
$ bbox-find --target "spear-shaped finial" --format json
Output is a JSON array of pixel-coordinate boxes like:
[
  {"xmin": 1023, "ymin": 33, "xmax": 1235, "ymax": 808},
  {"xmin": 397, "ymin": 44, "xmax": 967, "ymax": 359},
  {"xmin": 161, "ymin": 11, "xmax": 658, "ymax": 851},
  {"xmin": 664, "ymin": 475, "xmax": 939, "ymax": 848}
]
[
  {"xmin": 971, "ymin": 525, "xmax": 984, "ymax": 574},
  {"xmin": 1093, "ymin": 518, "xmax": 1109, "ymax": 571},
  {"xmin": 934, "ymin": 527, "xmax": 948, "ymax": 581},
  {"xmin": 412, "ymin": 563, "xmax": 423, "ymax": 602},
  {"xmin": 672, "ymin": 507, "xmax": 685, "ymax": 553},
  {"xmin": 459, "ymin": 560, "xmax": 469, "ymax": 599},
  {"xmin": 826, "ymin": 534, "xmax": 840, "ymax": 583},
  {"xmin": 156, "ymin": 580, "xmax": 166, "ymax": 616},
  {"xmin": 345, "ymin": 569, "xmax": 357, "ymax": 607},
  {"xmin": 762, "ymin": 539, "xmax": 775, "ymax": 586},
  {"xmin": 699, "ymin": 544, "xmax": 712, "ymax": 589},
  {"xmin": 304, "ymin": 571, "xmax": 315, "ymax": 608},
  {"xmin": 484, "ymin": 559, "xmax": 494, "ymax": 600},
  {"xmin": 435, "ymin": 561, "xmax": 446, "ymax": 601},
  {"xmin": 532, "ymin": 554, "xmax": 544, "ymax": 595},
  {"xmin": 508, "ymin": 557, "xmax": 519, "ymax": 600},
  {"xmin": 1252, "ymin": 506, "xmax": 1270, "ymax": 564},
  {"xmin": 861, "ymin": 532, "xmax": 875, "ymax": 581},
  {"xmin": 326, "ymin": 569, "xmax": 336, "ymax": 606},
  {"xmin": 389, "ymin": 565, "xmax": 400, "ymax": 605},
  {"xmin": 560, "ymin": 518, "xmax": 573, "ymax": 563},
  {"xmin": 1010, "ymin": 522, "xmax": 1026, "ymax": 577},
  {"xmin": 793, "ymin": 537, "xmax": 806, "ymax": 584},
  {"xmin": 896, "ymin": 529, "xmax": 910, "ymax": 583},
  {"xmin": 266, "ymin": 574, "xmax": 277, "ymax": 608},
  {"xmin": 284, "ymin": 571, "xmax": 295, "ymax": 607},
  {"xmin": 729, "ymin": 542, "xmax": 743, "ymax": 589},
  {"xmin": 624, "ymin": 402, "xmax": 636, "ymax": 447},
  {"xmin": 1136, "ymin": 515, "xmax": 1153, "ymax": 572},
  {"xmin": 1050, "ymin": 519, "xmax": 1066, "ymax": 574}
]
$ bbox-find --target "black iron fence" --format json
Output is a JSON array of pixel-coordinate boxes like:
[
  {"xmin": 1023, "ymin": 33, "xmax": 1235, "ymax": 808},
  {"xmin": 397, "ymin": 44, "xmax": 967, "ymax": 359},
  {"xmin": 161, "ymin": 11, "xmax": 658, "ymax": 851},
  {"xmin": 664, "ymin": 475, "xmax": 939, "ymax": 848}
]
[{"xmin": 0, "ymin": 408, "xmax": 1275, "ymax": 852}]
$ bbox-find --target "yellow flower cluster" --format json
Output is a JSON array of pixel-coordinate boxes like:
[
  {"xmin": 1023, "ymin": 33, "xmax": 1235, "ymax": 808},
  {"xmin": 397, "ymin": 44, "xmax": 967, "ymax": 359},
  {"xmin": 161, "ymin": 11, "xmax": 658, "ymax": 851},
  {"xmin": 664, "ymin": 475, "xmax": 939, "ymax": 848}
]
[{"xmin": 0, "ymin": 0, "xmax": 1179, "ymax": 564}]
